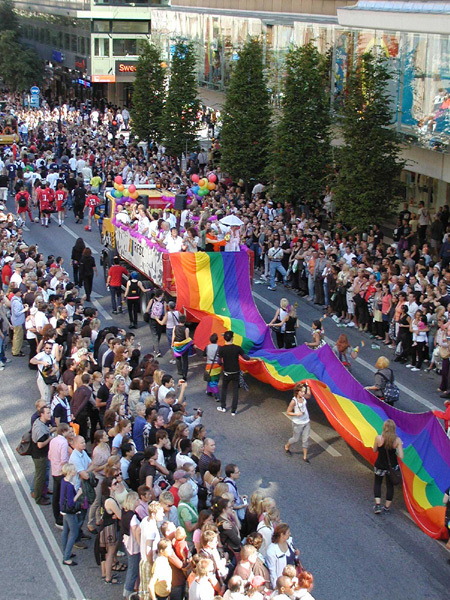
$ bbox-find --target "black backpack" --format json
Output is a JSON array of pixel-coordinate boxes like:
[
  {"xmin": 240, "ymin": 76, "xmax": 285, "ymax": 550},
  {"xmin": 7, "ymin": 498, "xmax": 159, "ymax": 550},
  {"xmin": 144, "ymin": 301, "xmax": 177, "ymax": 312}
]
[
  {"xmin": 17, "ymin": 192, "xmax": 27, "ymax": 208},
  {"xmin": 127, "ymin": 451, "xmax": 145, "ymax": 491}
]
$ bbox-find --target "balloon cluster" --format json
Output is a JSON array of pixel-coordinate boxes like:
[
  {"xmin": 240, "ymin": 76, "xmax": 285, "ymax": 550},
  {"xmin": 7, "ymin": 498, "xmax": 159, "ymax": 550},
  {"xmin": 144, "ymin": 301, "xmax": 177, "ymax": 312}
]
[
  {"xmin": 110, "ymin": 176, "xmax": 139, "ymax": 200},
  {"xmin": 188, "ymin": 172, "xmax": 217, "ymax": 199}
]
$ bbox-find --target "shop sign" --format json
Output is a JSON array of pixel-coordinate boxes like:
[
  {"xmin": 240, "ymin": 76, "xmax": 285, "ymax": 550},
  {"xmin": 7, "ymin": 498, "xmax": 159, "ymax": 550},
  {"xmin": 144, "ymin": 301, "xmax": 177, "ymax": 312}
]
[
  {"xmin": 92, "ymin": 74, "xmax": 116, "ymax": 83},
  {"xmin": 75, "ymin": 56, "xmax": 86, "ymax": 70},
  {"xmin": 115, "ymin": 61, "xmax": 137, "ymax": 74}
]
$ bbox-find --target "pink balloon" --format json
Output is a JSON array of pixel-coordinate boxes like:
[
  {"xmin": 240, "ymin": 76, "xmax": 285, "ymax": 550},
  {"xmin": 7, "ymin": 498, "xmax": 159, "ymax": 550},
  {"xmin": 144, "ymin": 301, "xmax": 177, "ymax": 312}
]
[
  {"xmin": 208, "ymin": 173, "xmax": 217, "ymax": 183},
  {"xmin": 191, "ymin": 174, "xmax": 200, "ymax": 183},
  {"xmin": 114, "ymin": 176, "xmax": 123, "ymax": 185},
  {"xmin": 128, "ymin": 184, "xmax": 136, "ymax": 194}
]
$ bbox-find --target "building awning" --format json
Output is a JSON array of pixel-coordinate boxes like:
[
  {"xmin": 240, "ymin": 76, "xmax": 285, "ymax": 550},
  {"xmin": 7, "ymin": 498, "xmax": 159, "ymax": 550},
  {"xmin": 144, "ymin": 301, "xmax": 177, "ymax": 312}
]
[{"xmin": 338, "ymin": 1, "xmax": 450, "ymax": 34}]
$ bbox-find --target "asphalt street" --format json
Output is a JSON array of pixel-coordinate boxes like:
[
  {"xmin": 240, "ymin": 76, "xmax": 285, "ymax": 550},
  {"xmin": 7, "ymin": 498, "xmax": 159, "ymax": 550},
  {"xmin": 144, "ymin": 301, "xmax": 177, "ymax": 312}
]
[{"xmin": 1, "ymin": 202, "xmax": 449, "ymax": 600}]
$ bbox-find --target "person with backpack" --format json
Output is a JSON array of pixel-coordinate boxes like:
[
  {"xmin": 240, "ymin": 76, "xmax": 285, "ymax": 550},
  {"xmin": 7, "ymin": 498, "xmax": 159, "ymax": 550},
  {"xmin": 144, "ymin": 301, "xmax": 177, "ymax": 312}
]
[
  {"xmin": 365, "ymin": 356, "xmax": 400, "ymax": 405},
  {"xmin": 15, "ymin": 185, "xmax": 33, "ymax": 223},
  {"xmin": 146, "ymin": 289, "xmax": 166, "ymax": 358}
]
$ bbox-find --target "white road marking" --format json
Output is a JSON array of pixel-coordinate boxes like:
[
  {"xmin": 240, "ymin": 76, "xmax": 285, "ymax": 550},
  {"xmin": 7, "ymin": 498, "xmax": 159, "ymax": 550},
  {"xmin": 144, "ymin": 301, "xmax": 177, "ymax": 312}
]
[
  {"xmin": 0, "ymin": 425, "xmax": 85, "ymax": 600},
  {"xmin": 91, "ymin": 290, "xmax": 112, "ymax": 320},
  {"xmin": 253, "ymin": 291, "xmax": 440, "ymax": 412},
  {"xmin": 309, "ymin": 430, "xmax": 342, "ymax": 457},
  {"xmin": 283, "ymin": 412, "xmax": 342, "ymax": 456},
  {"xmin": 50, "ymin": 215, "xmax": 98, "ymax": 254}
]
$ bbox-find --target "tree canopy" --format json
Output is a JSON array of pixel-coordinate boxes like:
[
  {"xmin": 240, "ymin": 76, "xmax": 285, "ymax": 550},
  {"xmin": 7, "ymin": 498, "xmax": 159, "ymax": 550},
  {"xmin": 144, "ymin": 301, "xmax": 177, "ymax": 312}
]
[
  {"xmin": 131, "ymin": 41, "xmax": 166, "ymax": 143},
  {"xmin": 220, "ymin": 38, "xmax": 272, "ymax": 185}
]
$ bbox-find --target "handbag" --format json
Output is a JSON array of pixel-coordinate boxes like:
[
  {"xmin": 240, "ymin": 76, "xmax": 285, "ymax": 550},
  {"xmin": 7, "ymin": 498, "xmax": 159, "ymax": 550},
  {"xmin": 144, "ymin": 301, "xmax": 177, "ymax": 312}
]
[
  {"xmin": 16, "ymin": 430, "xmax": 31, "ymax": 456},
  {"xmin": 439, "ymin": 346, "xmax": 450, "ymax": 360},
  {"xmin": 41, "ymin": 359, "xmax": 58, "ymax": 385},
  {"xmin": 386, "ymin": 446, "xmax": 402, "ymax": 486},
  {"xmin": 203, "ymin": 347, "xmax": 219, "ymax": 383}
]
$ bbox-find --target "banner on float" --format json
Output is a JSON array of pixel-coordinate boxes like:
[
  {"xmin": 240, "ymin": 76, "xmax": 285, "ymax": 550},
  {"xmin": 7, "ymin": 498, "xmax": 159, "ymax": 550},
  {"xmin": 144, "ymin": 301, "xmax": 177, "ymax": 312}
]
[{"xmin": 115, "ymin": 227, "xmax": 164, "ymax": 287}]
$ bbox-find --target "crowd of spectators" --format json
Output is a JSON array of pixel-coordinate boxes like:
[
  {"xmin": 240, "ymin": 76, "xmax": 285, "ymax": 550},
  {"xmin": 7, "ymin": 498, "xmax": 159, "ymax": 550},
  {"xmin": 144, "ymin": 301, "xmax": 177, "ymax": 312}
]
[
  {"xmin": 0, "ymin": 96, "xmax": 320, "ymax": 599},
  {"xmin": 2, "ymin": 92, "xmax": 450, "ymax": 598}
]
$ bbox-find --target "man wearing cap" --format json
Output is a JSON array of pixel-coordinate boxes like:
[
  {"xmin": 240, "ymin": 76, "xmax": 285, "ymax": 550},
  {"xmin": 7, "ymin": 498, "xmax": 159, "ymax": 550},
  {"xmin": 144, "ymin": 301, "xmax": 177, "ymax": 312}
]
[
  {"xmin": 10, "ymin": 263, "xmax": 23, "ymax": 288},
  {"xmin": 169, "ymin": 470, "xmax": 188, "ymax": 507},
  {"xmin": 106, "ymin": 256, "xmax": 128, "ymax": 314},
  {"xmin": 10, "ymin": 287, "xmax": 28, "ymax": 356}
]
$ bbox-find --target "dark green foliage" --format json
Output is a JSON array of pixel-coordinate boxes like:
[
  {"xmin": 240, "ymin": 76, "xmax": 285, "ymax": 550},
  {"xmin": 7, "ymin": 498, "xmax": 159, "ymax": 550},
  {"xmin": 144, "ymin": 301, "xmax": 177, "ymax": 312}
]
[
  {"xmin": 0, "ymin": 29, "xmax": 43, "ymax": 92},
  {"xmin": 161, "ymin": 41, "xmax": 199, "ymax": 157},
  {"xmin": 130, "ymin": 41, "xmax": 166, "ymax": 142},
  {"xmin": 220, "ymin": 38, "xmax": 271, "ymax": 184},
  {"xmin": 271, "ymin": 42, "xmax": 331, "ymax": 207},
  {"xmin": 0, "ymin": 0, "xmax": 18, "ymax": 33},
  {"xmin": 334, "ymin": 53, "xmax": 405, "ymax": 231}
]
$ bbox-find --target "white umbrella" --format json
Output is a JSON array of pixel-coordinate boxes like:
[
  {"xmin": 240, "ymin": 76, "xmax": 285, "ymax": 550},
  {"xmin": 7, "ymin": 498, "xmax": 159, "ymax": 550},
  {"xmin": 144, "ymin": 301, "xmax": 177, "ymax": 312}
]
[{"xmin": 220, "ymin": 214, "xmax": 244, "ymax": 227}]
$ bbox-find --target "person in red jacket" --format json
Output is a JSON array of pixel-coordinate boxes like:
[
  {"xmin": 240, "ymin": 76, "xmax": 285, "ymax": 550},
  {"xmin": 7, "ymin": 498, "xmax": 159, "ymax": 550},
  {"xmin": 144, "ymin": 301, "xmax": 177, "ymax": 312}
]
[
  {"xmin": 15, "ymin": 186, "xmax": 33, "ymax": 223},
  {"xmin": 83, "ymin": 190, "xmax": 99, "ymax": 231},
  {"xmin": 55, "ymin": 182, "xmax": 68, "ymax": 226},
  {"xmin": 106, "ymin": 256, "xmax": 128, "ymax": 314},
  {"xmin": 433, "ymin": 400, "xmax": 450, "ymax": 432},
  {"xmin": 40, "ymin": 182, "xmax": 55, "ymax": 227}
]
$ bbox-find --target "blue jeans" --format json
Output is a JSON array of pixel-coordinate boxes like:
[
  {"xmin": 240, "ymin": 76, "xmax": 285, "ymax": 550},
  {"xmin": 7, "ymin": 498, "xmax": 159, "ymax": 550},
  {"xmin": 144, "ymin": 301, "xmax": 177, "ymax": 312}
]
[
  {"xmin": 307, "ymin": 274, "xmax": 315, "ymax": 300},
  {"xmin": 62, "ymin": 512, "xmax": 82, "ymax": 561},
  {"xmin": 166, "ymin": 328, "xmax": 173, "ymax": 352},
  {"xmin": 0, "ymin": 335, "xmax": 6, "ymax": 362},
  {"xmin": 123, "ymin": 550, "xmax": 141, "ymax": 597},
  {"xmin": 269, "ymin": 261, "xmax": 286, "ymax": 288},
  {"xmin": 67, "ymin": 191, "xmax": 73, "ymax": 209},
  {"xmin": 110, "ymin": 286, "xmax": 122, "ymax": 312},
  {"xmin": 323, "ymin": 280, "xmax": 329, "ymax": 306}
]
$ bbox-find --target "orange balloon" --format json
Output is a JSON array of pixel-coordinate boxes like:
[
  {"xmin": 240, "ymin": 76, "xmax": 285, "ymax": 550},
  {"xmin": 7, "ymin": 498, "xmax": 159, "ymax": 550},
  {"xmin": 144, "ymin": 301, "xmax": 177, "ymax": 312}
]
[
  {"xmin": 207, "ymin": 182, "xmax": 216, "ymax": 190},
  {"xmin": 131, "ymin": 191, "xmax": 139, "ymax": 199},
  {"xmin": 199, "ymin": 178, "xmax": 207, "ymax": 187},
  {"xmin": 117, "ymin": 184, "xmax": 124, "ymax": 192}
]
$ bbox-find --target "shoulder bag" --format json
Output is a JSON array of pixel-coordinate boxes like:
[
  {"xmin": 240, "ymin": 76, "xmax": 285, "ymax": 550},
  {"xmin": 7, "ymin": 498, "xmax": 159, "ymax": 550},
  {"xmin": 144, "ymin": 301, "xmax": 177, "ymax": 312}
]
[
  {"xmin": 386, "ymin": 446, "xmax": 402, "ymax": 486},
  {"xmin": 378, "ymin": 371, "xmax": 400, "ymax": 405},
  {"xmin": 203, "ymin": 347, "xmax": 219, "ymax": 383}
]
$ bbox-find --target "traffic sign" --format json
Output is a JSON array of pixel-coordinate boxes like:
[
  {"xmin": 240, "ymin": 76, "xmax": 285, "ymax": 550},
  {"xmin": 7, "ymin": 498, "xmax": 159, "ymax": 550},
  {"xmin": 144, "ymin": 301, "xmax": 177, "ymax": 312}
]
[{"xmin": 30, "ymin": 86, "xmax": 40, "ymax": 95}]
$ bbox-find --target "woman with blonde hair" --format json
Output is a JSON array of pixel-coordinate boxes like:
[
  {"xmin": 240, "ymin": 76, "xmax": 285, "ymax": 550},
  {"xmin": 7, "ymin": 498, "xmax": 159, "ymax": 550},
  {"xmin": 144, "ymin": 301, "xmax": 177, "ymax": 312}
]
[
  {"xmin": 373, "ymin": 419, "xmax": 404, "ymax": 514},
  {"xmin": 267, "ymin": 298, "xmax": 289, "ymax": 349},
  {"xmin": 241, "ymin": 489, "xmax": 265, "ymax": 538},
  {"xmin": 365, "ymin": 356, "xmax": 395, "ymax": 402},
  {"xmin": 191, "ymin": 439, "xmax": 204, "ymax": 467},
  {"xmin": 257, "ymin": 499, "xmax": 280, "ymax": 558},
  {"xmin": 115, "ymin": 361, "xmax": 132, "ymax": 393}
]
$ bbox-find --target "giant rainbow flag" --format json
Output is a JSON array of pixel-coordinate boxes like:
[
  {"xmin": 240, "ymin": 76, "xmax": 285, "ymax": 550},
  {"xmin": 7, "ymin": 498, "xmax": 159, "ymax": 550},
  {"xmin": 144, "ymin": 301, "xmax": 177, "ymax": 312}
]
[{"xmin": 169, "ymin": 251, "xmax": 450, "ymax": 539}]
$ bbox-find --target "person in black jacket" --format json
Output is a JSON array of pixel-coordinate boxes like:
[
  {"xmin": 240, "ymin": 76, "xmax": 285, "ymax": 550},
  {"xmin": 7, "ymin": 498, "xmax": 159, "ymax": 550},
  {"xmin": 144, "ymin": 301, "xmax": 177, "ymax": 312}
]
[
  {"xmin": 73, "ymin": 182, "xmax": 86, "ymax": 222},
  {"xmin": 79, "ymin": 247, "xmax": 97, "ymax": 302},
  {"xmin": 71, "ymin": 237, "xmax": 85, "ymax": 287},
  {"xmin": 217, "ymin": 331, "xmax": 250, "ymax": 416}
]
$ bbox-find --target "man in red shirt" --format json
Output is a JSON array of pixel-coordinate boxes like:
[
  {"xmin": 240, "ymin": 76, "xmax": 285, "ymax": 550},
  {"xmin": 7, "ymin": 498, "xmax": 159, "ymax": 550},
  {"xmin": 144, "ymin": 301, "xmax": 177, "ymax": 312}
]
[
  {"xmin": 83, "ymin": 191, "xmax": 99, "ymax": 231},
  {"xmin": 1, "ymin": 256, "xmax": 13, "ymax": 290},
  {"xmin": 40, "ymin": 182, "xmax": 55, "ymax": 227},
  {"xmin": 15, "ymin": 185, "xmax": 33, "ymax": 223},
  {"xmin": 105, "ymin": 256, "xmax": 128, "ymax": 314}
]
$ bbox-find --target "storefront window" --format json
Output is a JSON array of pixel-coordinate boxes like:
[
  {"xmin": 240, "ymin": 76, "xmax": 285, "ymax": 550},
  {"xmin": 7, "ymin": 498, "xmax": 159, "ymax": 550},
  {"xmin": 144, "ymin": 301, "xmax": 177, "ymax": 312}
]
[
  {"xmin": 80, "ymin": 37, "xmax": 85, "ymax": 55},
  {"xmin": 94, "ymin": 37, "xmax": 109, "ymax": 57},
  {"xmin": 71, "ymin": 34, "xmax": 78, "ymax": 53},
  {"xmin": 111, "ymin": 20, "xmax": 150, "ymax": 34},
  {"xmin": 113, "ymin": 38, "xmax": 138, "ymax": 56},
  {"xmin": 93, "ymin": 20, "xmax": 111, "ymax": 33},
  {"xmin": 64, "ymin": 33, "xmax": 70, "ymax": 50}
]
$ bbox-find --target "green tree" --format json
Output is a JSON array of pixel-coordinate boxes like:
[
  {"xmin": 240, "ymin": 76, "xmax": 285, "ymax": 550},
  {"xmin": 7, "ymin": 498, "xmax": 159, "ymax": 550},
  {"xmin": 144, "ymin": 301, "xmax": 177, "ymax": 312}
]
[
  {"xmin": 0, "ymin": 0, "xmax": 18, "ymax": 33},
  {"xmin": 0, "ymin": 30, "xmax": 43, "ymax": 92},
  {"xmin": 161, "ymin": 41, "xmax": 199, "ymax": 158},
  {"xmin": 270, "ymin": 42, "xmax": 331, "ymax": 207},
  {"xmin": 130, "ymin": 41, "xmax": 166, "ymax": 143},
  {"xmin": 334, "ymin": 53, "xmax": 405, "ymax": 231},
  {"xmin": 220, "ymin": 38, "xmax": 271, "ymax": 185}
]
